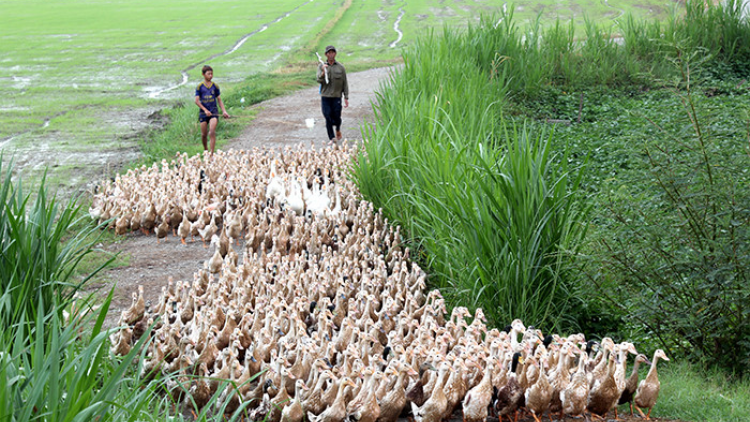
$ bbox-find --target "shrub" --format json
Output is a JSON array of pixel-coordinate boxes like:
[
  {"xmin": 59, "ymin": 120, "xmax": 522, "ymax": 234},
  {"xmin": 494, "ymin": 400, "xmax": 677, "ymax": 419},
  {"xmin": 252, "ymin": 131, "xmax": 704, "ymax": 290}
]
[{"xmin": 588, "ymin": 50, "xmax": 750, "ymax": 376}]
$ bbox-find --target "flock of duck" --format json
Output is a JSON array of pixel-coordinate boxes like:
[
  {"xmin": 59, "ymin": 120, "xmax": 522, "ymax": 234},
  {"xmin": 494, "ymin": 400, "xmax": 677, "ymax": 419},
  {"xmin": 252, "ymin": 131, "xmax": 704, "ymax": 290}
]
[{"xmin": 92, "ymin": 143, "xmax": 669, "ymax": 422}]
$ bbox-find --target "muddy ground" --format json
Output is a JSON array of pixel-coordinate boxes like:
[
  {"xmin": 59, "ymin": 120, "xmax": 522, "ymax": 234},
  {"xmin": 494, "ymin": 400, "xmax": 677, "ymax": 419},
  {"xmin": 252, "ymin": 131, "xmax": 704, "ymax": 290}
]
[{"xmin": 86, "ymin": 66, "xmax": 685, "ymax": 422}]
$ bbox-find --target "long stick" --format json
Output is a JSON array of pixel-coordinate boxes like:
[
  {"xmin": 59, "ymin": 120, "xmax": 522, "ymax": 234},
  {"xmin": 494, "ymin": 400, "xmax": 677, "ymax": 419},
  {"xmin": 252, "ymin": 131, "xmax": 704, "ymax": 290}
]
[{"xmin": 315, "ymin": 52, "xmax": 329, "ymax": 84}]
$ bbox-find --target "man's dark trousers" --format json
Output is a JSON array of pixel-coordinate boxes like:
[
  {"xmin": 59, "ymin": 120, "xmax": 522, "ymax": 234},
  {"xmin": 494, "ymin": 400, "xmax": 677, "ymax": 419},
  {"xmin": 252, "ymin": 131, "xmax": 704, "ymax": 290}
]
[{"xmin": 321, "ymin": 97, "xmax": 342, "ymax": 140}]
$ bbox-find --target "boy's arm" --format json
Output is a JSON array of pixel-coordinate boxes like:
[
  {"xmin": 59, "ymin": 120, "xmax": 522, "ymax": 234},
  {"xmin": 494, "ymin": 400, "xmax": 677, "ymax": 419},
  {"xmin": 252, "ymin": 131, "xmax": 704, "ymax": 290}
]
[
  {"xmin": 195, "ymin": 96, "xmax": 211, "ymax": 116},
  {"xmin": 217, "ymin": 96, "xmax": 230, "ymax": 118},
  {"xmin": 343, "ymin": 72, "xmax": 349, "ymax": 107}
]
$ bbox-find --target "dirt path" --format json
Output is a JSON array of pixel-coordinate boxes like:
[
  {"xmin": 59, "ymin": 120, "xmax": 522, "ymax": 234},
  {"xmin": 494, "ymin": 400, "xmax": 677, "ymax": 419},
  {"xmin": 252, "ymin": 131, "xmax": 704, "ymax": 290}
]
[
  {"xmin": 93, "ymin": 66, "xmax": 395, "ymax": 328},
  {"xmin": 230, "ymin": 67, "xmax": 392, "ymax": 150}
]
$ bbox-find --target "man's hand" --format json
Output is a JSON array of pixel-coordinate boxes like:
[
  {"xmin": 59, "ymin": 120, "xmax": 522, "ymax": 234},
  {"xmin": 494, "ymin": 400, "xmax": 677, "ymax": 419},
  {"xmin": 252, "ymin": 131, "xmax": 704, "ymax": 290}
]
[
  {"xmin": 344, "ymin": 98, "xmax": 349, "ymax": 108},
  {"xmin": 223, "ymin": 111, "xmax": 230, "ymax": 119},
  {"xmin": 204, "ymin": 110, "xmax": 212, "ymax": 117}
]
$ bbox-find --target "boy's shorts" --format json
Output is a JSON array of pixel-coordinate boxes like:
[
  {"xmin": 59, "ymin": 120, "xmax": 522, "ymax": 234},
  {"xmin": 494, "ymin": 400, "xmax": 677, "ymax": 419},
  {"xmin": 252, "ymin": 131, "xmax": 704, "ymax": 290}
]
[{"xmin": 199, "ymin": 114, "xmax": 218, "ymax": 123}]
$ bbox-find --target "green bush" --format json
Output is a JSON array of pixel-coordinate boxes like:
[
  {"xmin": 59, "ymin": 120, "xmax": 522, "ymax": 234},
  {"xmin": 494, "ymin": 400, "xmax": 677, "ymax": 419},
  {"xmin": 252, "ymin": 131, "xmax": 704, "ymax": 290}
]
[{"xmin": 587, "ymin": 52, "xmax": 750, "ymax": 376}]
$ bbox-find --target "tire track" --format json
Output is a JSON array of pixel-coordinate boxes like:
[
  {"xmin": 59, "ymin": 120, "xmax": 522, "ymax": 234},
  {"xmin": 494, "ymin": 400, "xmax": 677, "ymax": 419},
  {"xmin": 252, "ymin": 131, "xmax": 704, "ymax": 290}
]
[
  {"xmin": 602, "ymin": 0, "xmax": 625, "ymax": 25},
  {"xmin": 390, "ymin": 7, "xmax": 405, "ymax": 48},
  {"xmin": 148, "ymin": 0, "xmax": 315, "ymax": 98}
]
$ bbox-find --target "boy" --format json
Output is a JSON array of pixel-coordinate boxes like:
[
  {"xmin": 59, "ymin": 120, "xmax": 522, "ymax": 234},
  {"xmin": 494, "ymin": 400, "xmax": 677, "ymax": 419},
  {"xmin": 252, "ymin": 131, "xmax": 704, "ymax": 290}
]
[{"xmin": 195, "ymin": 65, "xmax": 229, "ymax": 154}]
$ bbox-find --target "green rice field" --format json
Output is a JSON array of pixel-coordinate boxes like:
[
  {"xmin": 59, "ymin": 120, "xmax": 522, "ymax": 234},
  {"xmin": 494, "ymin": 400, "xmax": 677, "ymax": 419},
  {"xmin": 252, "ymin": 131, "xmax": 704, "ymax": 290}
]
[{"xmin": 1, "ymin": 0, "xmax": 681, "ymax": 191}]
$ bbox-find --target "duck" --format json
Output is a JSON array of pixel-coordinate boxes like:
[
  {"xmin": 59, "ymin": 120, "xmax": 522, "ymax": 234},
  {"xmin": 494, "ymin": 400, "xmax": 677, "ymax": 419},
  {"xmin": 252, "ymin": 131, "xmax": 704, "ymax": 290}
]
[
  {"xmin": 406, "ymin": 360, "xmax": 437, "ymax": 408},
  {"xmin": 177, "ymin": 212, "xmax": 192, "ymax": 244},
  {"xmin": 302, "ymin": 369, "xmax": 334, "ymax": 416},
  {"xmin": 140, "ymin": 342, "xmax": 166, "ymax": 380},
  {"xmin": 155, "ymin": 217, "xmax": 169, "ymax": 243},
  {"xmin": 280, "ymin": 379, "xmax": 309, "ymax": 422},
  {"xmin": 286, "ymin": 176, "xmax": 305, "ymax": 216},
  {"xmin": 114, "ymin": 212, "xmax": 131, "ymax": 235},
  {"xmin": 120, "ymin": 285, "xmax": 145, "ymax": 325},
  {"xmin": 347, "ymin": 370, "xmax": 383, "ymax": 422},
  {"xmin": 198, "ymin": 211, "xmax": 219, "ymax": 247},
  {"xmin": 462, "ymin": 356, "xmax": 495, "ymax": 422},
  {"xmin": 267, "ymin": 367, "xmax": 293, "ymax": 422},
  {"xmin": 612, "ymin": 342, "xmax": 639, "ymax": 418},
  {"xmin": 207, "ymin": 243, "xmax": 223, "ymax": 274},
  {"xmin": 588, "ymin": 338, "xmax": 614, "ymax": 387},
  {"xmin": 307, "ymin": 377, "xmax": 357, "ymax": 422},
  {"xmin": 494, "ymin": 352, "xmax": 524, "ymax": 421},
  {"xmin": 110, "ymin": 326, "xmax": 133, "ymax": 356},
  {"xmin": 139, "ymin": 202, "xmax": 157, "ymax": 234},
  {"xmin": 378, "ymin": 361, "xmax": 418, "ymax": 422},
  {"xmin": 411, "ymin": 360, "xmax": 450, "ymax": 422},
  {"xmin": 266, "ymin": 161, "xmax": 285, "ymax": 205},
  {"xmin": 244, "ymin": 378, "xmax": 274, "ymax": 409},
  {"xmin": 226, "ymin": 210, "xmax": 243, "ymax": 244},
  {"xmin": 587, "ymin": 353, "xmax": 619, "ymax": 418},
  {"xmin": 618, "ymin": 353, "xmax": 651, "ymax": 416},
  {"xmin": 547, "ymin": 343, "xmax": 575, "ymax": 415},
  {"xmin": 187, "ymin": 362, "xmax": 212, "ymax": 415},
  {"xmin": 561, "ymin": 351, "xmax": 589, "ymax": 420},
  {"xmin": 634, "ymin": 349, "xmax": 669, "ymax": 420},
  {"xmin": 442, "ymin": 358, "xmax": 469, "ymax": 419},
  {"xmin": 524, "ymin": 355, "xmax": 554, "ymax": 422}
]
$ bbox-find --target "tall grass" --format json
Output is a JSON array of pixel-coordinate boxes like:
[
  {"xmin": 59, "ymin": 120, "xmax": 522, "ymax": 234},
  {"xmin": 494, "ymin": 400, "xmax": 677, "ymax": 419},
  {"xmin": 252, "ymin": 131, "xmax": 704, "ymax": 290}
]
[
  {"xmin": 0, "ymin": 157, "xmax": 151, "ymax": 421},
  {"xmin": 0, "ymin": 293, "xmax": 156, "ymax": 422},
  {"xmin": 623, "ymin": 0, "xmax": 750, "ymax": 78},
  {"xmin": 0, "ymin": 156, "xmax": 111, "ymax": 342},
  {"xmin": 354, "ymin": 23, "xmax": 588, "ymax": 331}
]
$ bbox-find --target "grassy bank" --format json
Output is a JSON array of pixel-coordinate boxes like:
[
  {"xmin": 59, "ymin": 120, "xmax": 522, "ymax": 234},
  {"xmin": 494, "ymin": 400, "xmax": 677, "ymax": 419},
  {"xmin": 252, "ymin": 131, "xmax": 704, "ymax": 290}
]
[{"xmin": 355, "ymin": 0, "xmax": 750, "ymax": 380}]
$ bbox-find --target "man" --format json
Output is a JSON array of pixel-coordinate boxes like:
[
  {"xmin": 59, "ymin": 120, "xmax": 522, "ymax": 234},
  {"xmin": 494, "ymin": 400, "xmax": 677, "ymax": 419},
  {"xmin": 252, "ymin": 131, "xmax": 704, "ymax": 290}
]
[{"xmin": 317, "ymin": 45, "xmax": 349, "ymax": 142}]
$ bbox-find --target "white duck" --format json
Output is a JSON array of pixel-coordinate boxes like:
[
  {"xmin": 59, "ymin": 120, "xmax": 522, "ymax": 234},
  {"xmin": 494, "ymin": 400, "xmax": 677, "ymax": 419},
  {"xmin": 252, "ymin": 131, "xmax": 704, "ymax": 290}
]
[
  {"xmin": 265, "ymin": 159, "xmax": 285, "ymax": 205},
  {"xmin": 286, "ymin": 176, "xmax": 305, "ymax": 216}
]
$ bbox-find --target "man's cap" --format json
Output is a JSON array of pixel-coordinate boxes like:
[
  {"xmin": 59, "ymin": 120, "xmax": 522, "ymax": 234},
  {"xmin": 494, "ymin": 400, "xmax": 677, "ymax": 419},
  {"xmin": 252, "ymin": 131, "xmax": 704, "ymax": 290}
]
[{"xmin": 325, "ymin": 45, "xmax": 336, "ymax": 53}]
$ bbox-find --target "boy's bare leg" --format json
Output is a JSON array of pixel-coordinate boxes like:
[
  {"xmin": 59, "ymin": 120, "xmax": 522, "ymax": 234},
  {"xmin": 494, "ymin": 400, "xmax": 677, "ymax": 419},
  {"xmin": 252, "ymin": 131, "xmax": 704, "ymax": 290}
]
[
  {"xmin": 200, "ymin": 121, "xmax": 209, "ymax": 151},
  {"xmin": 208, "ymin": 118, "xmax": 219, "ymax": 154}
]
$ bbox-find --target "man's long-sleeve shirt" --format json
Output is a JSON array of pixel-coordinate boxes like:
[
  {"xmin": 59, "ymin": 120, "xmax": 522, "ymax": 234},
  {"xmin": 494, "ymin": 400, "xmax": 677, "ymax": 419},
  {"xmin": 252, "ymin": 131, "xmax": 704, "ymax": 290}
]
[{"xmin": 317, "ymin": 61, "xmax": 349, "ymax": 100}]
